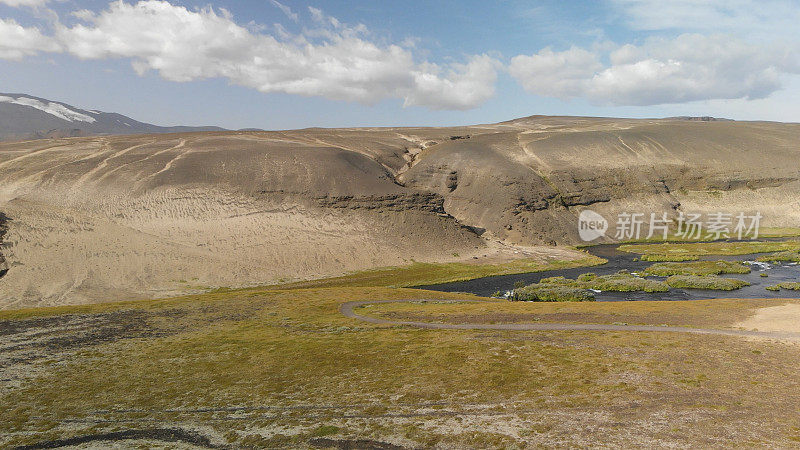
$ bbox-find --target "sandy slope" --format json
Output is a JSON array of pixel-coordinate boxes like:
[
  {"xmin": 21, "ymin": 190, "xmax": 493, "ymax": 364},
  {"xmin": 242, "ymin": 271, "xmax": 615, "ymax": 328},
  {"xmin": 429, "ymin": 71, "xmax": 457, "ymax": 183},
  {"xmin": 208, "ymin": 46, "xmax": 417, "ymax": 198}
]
[
  {"xmin": 0, "ymin": 193, "xmax": 483, "ymax": 308},
  {"xmin": 1, "ymin": 116, "xmax": 799, "ymax": 308},
  {"xmin": 736, "ymin": 303, "xmax": 800, "ymax": 334},
  {"xmin": 0, "ymin": 132, "xmax": 488, "ymax": 308}
]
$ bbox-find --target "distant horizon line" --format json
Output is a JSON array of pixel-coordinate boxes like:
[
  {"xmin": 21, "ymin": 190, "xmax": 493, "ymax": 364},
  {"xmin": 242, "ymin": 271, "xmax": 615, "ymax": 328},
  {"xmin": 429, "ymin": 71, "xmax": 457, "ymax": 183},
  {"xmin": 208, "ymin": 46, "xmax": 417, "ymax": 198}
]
[{"xmin": 6, "ymin": 91, "xmax": 800, "ymax": 133}]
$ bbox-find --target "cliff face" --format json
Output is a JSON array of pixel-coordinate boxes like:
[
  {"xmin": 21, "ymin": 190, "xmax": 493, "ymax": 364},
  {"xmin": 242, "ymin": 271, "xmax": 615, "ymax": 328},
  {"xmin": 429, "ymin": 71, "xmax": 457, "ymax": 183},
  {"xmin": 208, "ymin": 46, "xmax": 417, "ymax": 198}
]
[
  {"xmin": 399, "ymin": 120, "xmax": 800, "ymax": 244},
  {"xmin": 0, "ymin": 116, "xmax": 799, "ymax": 307}
]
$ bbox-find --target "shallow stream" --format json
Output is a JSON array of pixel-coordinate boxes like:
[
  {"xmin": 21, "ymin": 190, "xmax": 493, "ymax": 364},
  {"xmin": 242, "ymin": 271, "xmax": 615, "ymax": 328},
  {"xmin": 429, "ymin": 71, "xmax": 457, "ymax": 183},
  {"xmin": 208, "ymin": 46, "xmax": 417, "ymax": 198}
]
[{"xmin": 418, "ymin": 243, "xmax": 800, "ymax": 301}]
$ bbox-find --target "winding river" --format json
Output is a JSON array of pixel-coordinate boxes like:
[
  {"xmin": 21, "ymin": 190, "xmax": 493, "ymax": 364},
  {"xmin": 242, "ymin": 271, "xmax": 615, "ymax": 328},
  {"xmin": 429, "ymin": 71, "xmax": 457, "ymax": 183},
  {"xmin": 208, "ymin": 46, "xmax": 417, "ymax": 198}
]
[{"xmin": 418, "ymin": 243, "xmax": 800, "ymax": 301}]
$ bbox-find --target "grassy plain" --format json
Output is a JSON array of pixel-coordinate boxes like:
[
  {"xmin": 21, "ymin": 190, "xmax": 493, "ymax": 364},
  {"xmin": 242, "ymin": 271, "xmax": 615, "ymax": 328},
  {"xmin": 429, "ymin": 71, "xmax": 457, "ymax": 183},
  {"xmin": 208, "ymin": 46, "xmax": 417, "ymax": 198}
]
[
  {"xmin": 3, "ymin": 239, "xmax": 800, "ymax": 447},
  {"xmin": 3, "ymin": 281, "xmax": 800, "ymax": 447}
]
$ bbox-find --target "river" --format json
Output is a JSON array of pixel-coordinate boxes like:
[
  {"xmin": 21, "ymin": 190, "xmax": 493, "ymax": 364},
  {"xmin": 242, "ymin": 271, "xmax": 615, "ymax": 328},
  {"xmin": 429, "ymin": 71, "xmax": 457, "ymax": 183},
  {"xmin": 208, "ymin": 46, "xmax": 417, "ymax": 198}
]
[{"xmin": 417, "ymin": 243, "xmax": 800, "ymax": 301}]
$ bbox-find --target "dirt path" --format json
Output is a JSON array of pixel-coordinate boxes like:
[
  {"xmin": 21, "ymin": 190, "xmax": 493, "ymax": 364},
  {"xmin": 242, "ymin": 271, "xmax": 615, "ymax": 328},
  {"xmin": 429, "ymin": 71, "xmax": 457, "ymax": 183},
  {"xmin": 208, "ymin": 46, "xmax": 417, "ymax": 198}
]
[{"xmin": 341, "ymin": 299, "xmax": 800, "ymax": 341}]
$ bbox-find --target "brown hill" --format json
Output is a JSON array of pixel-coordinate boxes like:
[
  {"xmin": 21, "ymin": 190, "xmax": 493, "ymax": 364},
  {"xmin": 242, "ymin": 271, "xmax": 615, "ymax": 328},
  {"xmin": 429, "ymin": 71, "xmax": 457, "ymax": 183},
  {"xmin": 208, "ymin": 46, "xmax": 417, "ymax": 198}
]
[{"xmin": 1, "ymin": 116, "xmax": 799, "ymax": 307}]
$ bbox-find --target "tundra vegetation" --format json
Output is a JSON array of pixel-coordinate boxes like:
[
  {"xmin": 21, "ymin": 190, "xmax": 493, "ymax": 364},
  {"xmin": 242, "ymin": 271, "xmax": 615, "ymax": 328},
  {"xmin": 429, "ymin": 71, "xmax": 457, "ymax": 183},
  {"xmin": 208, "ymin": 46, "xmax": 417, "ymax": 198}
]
[
  {"xmin": 638, "ymin": 254, "xmax": 701, "ymax": 262},
  {"xmin": 766, "ymin": 282, "xmax": 800, "ymax": 291},
  {"xmin": 614, "ymin": 227, "xmax": 800, "ymax": 244},
  {"xmin": 513, "ymin": 265, "xmax": 755, "ymax": 298},
  {"xmin": 757, "ymin": 251, "xmax": 800, "ymax": 263},
  {"xmin": 666, "ymin": 275, "xmax": 750, "ymax": 291},
  {"xmin": 512, "ymin": 271, "xmax": 670, "ymax": 302},
  {"xmin": 619, "ymin": 241, "xmax": 800, "ymax": 262},
  {"xmin": 3, "ymin": 287, "xmax": 800, "ymax": 448},
  {"xmin": 642, "ymin": 261, "xmax": 751, "ymax": 277},
  {"xmin": 512, "ymin": 284, "xmax": 596, "ymax": 302}
]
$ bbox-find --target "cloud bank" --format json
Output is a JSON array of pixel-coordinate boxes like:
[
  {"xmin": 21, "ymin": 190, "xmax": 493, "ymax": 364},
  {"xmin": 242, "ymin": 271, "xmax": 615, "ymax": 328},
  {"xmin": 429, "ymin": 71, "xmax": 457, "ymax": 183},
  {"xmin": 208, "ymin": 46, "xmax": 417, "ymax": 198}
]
[
  {"xmin": 1, "ymin": 0, "xmax": 799, "ymax": 108},
  {"xmin": 0, "ymin": 0, "xmax": 498, "ymax": 110},
  {"xmin": 609, "ymin": 0, "xmax": 800, "ymax": 35},
  {"xmin": 0, "ymin": 18, "xmax": 59, "ymax": 59},
  {"xmin": 0, "ymin": 0, "xmax": 49, "ymax": 7},
  {"xmin": 510, "ymin": 34, "xmax": 800, "ymax": 106}
]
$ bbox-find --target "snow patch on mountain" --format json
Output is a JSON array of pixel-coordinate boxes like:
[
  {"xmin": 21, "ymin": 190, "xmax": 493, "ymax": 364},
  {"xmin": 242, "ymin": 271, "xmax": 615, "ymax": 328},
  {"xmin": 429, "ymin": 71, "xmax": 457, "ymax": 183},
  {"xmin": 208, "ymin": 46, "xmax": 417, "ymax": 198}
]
[{"xmin": 0, "ymin": 96, "xmax": 97, "ymax": 123}]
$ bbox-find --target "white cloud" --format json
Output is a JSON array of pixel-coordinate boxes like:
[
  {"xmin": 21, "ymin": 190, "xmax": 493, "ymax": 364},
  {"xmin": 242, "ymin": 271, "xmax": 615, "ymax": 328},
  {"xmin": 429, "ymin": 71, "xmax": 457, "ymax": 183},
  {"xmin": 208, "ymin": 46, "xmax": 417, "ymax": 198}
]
[
  {"xmin": 0, "ymin": 0, "xmax": 49, "ymax": 7},
  {"xmin": 12, "ymin": 0, "xmax": 793, "ymax": 111},
  {"xmin": 269, "ymin": 0, "xmax": 297, "ymax": 23},
  {"xmin": 405, "ymin": 55, "xmax": 500, "ymax": 110},
  {"xmin": 0, "ymin": 18, "xmax": 59, "ymax": 59},
  {"xmin": 500, "ymin": 0, "xmax": 800, "ymax": 106},
  {"xmin": 510, "ymin": 34, "xmax": 800, "ymax": 106},
  {"xmin": 509, "ymin": 47, "xmax": 602, "ymax": 98},
  {"xmin": 608, "ymin": 0, "xmax": 800, "ymax": 36},
  {"xmin": 1, "ymin": 0, "xmax": 498, "ymax": 110}
]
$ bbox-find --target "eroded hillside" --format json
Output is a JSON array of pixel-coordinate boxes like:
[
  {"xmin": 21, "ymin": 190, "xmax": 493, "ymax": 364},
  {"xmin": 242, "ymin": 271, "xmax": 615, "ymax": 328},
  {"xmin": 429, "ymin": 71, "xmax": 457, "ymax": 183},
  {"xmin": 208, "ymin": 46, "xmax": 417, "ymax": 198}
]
[
  {"xmin": 1, "ymin": 116, "xmax": 799, "ymax": 307},
  {"xmin": 402, "ymin": 118, "xmax": 800, "ymax": 244}
]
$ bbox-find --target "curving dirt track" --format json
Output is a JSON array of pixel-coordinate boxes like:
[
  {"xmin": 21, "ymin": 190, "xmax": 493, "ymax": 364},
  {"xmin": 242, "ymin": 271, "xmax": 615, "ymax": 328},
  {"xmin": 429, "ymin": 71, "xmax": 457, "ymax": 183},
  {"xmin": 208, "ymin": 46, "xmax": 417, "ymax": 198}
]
[{"xmin": 340, "ymin": 299, "xmax": 800, "ymax": 341}]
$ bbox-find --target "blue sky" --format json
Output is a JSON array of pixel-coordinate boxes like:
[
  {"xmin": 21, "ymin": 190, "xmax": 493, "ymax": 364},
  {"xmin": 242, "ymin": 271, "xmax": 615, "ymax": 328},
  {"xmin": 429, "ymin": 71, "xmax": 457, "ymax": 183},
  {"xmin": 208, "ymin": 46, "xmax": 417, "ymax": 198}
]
[{"xmin": 1, "ymin": 0, "xmax": 799, "ymax": 129}]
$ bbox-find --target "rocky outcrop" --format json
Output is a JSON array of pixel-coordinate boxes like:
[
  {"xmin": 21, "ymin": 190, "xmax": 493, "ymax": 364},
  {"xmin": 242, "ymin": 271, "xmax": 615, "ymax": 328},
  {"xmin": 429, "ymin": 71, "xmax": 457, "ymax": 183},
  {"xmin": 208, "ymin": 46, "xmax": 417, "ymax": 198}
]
[{"xmin": 315, "ymin": 192, "xmax": 448, "ymax": 214}]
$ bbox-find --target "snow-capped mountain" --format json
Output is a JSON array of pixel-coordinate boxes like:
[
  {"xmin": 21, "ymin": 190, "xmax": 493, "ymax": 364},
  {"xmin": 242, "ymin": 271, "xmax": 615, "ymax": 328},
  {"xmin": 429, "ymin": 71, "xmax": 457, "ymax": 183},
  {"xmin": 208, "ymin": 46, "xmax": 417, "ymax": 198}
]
[{"xmin": 0, "ymin": 93, "xmax": 226, "ymax": 141}]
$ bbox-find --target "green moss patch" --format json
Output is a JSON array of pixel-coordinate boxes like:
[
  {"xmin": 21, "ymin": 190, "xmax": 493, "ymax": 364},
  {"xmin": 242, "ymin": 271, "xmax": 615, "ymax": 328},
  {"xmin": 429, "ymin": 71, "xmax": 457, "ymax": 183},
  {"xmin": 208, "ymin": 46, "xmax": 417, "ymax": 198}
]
[
  {"xmin": 512, "ymin": 285, "xmax": 595, "ymax": 302},
  {"xmin": 643, "ymin": 261, "xmax": 751, "ymax": 277},
  {"xmin": 640, "ymin": 254, "xmax": 700, "ymax": 262},
  {"xmin": 757, "ymin": 251, "xmax": 800, "ymax": 263},
  {"xmin": 620, "ymin": 241, "xmax": 800, "ymax": 262},
  {"xmin": 766, "ymin": 282, "xmax": 800, "ymax": 291},
  {"xmin": 513, "ymin": 271, "xmax": 669, "ymax": 302},
  {"xmin": 666, "ymin": 275, "xmax": 750, "ymax": 291}
]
